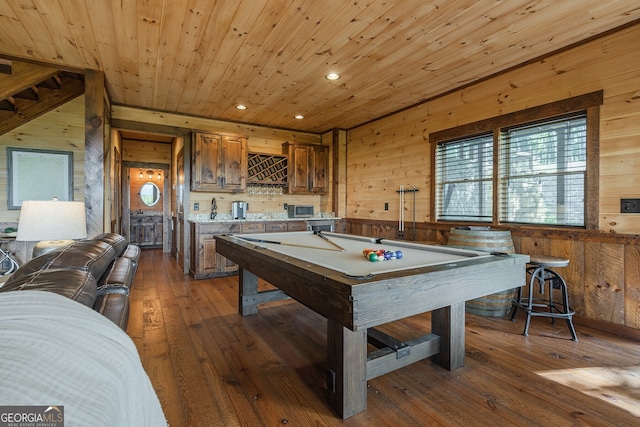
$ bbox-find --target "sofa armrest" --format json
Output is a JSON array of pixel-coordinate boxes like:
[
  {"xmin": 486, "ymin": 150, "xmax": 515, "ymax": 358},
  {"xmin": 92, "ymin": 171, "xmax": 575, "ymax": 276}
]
[{"xmin": 93, "ymin": 293, "xmax": 130, "ymax": 330}]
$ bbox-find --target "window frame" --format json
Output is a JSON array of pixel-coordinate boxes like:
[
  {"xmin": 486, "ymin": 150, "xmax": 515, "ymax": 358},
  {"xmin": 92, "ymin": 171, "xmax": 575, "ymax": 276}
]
[{"xmin": 429, "ymin": 91, "xmax": 602, "ymax": 229}]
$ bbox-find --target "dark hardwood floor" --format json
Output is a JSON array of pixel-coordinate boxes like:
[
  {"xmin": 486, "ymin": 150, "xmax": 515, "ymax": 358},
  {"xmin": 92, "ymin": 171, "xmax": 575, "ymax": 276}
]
[{"xmin": 129, "ymin": 249, "xmax": 640, "ymax": 426}]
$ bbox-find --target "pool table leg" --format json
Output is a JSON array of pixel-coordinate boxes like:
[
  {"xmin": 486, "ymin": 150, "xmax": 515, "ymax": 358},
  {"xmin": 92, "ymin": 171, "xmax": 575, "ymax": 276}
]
[
  {"xmin": 431, "ymin": 301, "xmax": 465, "ymax": 370},
  {"xmin": 326, "ymin": 319, "xmax": 367, "ymax": 419},
  {"xmin": 239, "ymin": 268, "xmax": 259, "ymax": 316}
]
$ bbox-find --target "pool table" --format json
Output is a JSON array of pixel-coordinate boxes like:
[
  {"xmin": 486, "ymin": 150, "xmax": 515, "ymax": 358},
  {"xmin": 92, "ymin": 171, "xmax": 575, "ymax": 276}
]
[{"xmin": 215, "ymin": 231, "xmax": 528, "ymax": 418}]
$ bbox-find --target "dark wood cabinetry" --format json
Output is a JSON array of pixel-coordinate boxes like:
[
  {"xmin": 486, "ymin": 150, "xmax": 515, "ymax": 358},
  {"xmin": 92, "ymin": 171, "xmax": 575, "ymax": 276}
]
[
  {"xmin": 191, "ymin": 132, "xmax": 248, "ymax": 192},
  {"xmin": 283, "ymin": 142, "xmax": 329, "ymax": 194},
  {"xmin": 189, "ymin": 222, "xmax": 241, "ymax": 279},
  {"xmin": 130, "ymin": 215, "xmax": 163, "ymax": 247},
  {"xmin": 189, "ymin": 219, "xmax": 329, "ymax": 279}
]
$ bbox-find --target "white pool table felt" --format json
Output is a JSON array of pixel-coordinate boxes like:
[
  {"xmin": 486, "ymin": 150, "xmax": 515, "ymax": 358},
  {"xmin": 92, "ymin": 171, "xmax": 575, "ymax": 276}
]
[{"xmin": 235, "ymin": 231, "xmax": 493, "ymax": 277}]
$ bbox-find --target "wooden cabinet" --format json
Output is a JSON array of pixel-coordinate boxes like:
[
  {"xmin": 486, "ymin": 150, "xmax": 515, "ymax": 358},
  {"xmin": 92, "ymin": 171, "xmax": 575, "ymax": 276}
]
[
  {"xmin": 283, "ymin": 142, "xmax": 329, "ymax": 194},
  {"xmin": 191, "ymin": 132, "xmax": 248, "ymax": 192},
  {"xmin": 189, "ymin": 222, "xmax": 241, "ymax": 279},
  {"xmin": 130, "ymin": 215, "xmax": 163, "ymax": 247},
  {"xmin": 190, "ymin": 219, "xmax": 324, "ymax": 279}
]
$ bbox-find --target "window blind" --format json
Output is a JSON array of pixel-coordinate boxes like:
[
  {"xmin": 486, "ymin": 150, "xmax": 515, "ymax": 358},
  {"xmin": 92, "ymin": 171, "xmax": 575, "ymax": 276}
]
[
  {"xmin": 435, "ymin": 133, "xmax": 493, "ymax": 222},
  {"xmin": 499, "ymin": 113, "xmax": 587, "ymax": 226}
]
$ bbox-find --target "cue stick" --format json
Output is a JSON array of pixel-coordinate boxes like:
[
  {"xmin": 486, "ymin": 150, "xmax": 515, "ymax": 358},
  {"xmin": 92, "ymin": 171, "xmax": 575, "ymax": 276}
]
[
  {"xmin": 238, "ymin": 236, "xmax": 342, "ymax": 251},
  {"xmin": 314, "ymin": 231, "xmax": 346, "ymax": 252}
]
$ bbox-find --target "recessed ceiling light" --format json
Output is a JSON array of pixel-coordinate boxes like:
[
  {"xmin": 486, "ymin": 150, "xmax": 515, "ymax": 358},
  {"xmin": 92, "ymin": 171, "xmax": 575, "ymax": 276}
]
[
  {"xmin": 325, "ymin": 72, "xmax": 340, "ymax": 81},
  {"xmin": 294, "ymin": 115, "xmax": 304, "ymax": 120},
  {"xmin": 235, "ymin": 104, "xmax": 247, "ymax": 110}
]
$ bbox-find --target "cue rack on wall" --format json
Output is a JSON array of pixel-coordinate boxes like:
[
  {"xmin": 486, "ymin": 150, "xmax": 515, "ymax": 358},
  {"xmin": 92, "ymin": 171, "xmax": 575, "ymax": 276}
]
[{"xmin": 397, "ymin": 185, "xmax": 418, "ymax": 240}]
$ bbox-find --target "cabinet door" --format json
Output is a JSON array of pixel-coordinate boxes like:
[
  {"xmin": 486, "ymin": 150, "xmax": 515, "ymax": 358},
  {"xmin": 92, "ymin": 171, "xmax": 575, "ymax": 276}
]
[
  {"xmin": 310, "ymin": 145, "xmax": 329, "ymax": 194},
  {"xmin": 192, "ymin": 133, "xmax": 222, "ymax": 191},
  {"xmin": 221, "ymin": 135, "xmax": 248, "ymax": 192},
  {"xmin": 289, "ymin": 144, "xmax": 311, "ymax": 193},
  {"xmin": 130, "ymin": 221, "xmax": 143, "ymax": 244},
  {"xmin": 285, "ymin": 143, "xmax": 329, "ymax": 194},
  {"xmin": 201, "ymin": 236, "xmax": 219, "ymax": 275},
  {"xmin": 142, "ymin": 222, "xmax": 156, "ymax": 245}
]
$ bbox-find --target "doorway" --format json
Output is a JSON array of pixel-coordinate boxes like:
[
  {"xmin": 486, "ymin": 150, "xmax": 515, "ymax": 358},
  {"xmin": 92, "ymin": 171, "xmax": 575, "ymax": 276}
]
[
  {"xmin": 123, "ymin": 165, "xmax": 169, "ymax": 249},
  {"xmin": 117, "ymin": 129, "xmax": 175, "ymax": 253}
]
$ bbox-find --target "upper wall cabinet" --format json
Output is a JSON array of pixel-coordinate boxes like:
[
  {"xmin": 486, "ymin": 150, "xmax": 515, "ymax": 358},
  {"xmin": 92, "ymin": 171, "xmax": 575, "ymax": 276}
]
[
  {"xmin": 283, "ymin": 142, "xmax": 329, "ymax": 194},
  {"xmin": 191, "ymin": 132, "xmax": 248, "ymax": 192}
]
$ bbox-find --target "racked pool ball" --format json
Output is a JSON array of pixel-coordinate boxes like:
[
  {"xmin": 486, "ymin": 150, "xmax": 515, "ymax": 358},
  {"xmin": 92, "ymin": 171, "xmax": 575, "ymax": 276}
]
[{"xmin": 395, "ymin": 250, "xmax": 403, "ymax": 259}]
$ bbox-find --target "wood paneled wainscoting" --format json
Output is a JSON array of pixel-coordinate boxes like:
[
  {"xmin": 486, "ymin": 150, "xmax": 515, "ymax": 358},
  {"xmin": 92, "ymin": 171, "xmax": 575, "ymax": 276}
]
[{"xmin": 345, "ymin": 219, "xmax": 640, "ymax": 336}]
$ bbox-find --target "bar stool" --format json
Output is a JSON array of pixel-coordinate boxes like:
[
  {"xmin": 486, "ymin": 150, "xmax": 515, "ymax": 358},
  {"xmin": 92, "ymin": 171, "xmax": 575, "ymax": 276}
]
[{"xmin": 510, "ymin": 255, "xmax": 578, "ymax": 341}]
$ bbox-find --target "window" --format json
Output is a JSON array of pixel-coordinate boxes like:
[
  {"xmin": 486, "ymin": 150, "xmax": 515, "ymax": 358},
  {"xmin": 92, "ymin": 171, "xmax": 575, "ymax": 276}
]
[
  {"xmin": 500, "ymin": 114, "xmax": 586, "ymax": 226},
  {"xmin": 430, "ymin": 91, "xmax": 602, "ymax": 228},
  {"xmin": 435, "ymin": 133, "xmax": 493, "ymax": 222}
]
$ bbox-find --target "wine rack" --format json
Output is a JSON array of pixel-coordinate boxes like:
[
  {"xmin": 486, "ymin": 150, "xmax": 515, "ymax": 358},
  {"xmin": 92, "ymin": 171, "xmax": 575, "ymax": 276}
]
[{"xmin": 247, "ymin": 153, "xmax": 288, "ymax": 185}]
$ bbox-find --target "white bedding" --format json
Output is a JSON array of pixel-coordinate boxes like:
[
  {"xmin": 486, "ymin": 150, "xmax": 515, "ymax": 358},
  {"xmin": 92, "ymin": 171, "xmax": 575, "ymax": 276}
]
[{"xmin": 0, "ymin": 290, "xmax": 167, "ymax": 427}]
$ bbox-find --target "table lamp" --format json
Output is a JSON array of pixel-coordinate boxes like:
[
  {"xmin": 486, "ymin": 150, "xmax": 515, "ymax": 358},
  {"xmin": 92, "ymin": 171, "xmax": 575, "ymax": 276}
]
[{"xmin": 16, "ymin": 200, "xmax": 87, "ymax": 258}]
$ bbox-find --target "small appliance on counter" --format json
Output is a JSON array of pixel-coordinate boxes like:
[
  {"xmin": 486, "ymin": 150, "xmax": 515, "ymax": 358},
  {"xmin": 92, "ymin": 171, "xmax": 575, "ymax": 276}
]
[{"xmin": 232, "ymin": 201, "xmax": 248, "ymax": 220}]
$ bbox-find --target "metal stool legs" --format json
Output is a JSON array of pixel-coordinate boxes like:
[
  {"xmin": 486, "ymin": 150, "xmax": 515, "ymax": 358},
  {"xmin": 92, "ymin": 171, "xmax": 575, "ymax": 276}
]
[{"xmin": 511, "ymin": 263, "xmax": 578, "ymax": 341}]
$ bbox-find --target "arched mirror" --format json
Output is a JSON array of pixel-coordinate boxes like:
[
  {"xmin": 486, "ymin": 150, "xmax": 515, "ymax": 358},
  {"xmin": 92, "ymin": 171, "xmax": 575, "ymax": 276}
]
[{"xmin": 140, "ymin": 182, "xmax": 161, "ymax": 206}]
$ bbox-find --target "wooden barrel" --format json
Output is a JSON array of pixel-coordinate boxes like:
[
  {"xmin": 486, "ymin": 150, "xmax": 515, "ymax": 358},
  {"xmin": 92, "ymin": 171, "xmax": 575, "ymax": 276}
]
[{"xmin": 447, "ymin": 227, "xmax": 517, "ymax": 317}]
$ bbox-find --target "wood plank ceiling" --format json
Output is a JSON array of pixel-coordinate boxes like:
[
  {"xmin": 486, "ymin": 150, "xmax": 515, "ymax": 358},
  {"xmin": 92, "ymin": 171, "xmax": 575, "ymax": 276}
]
[{"xmin": 0, "ymin": 0, "xmax": 639, "ymax": 133}]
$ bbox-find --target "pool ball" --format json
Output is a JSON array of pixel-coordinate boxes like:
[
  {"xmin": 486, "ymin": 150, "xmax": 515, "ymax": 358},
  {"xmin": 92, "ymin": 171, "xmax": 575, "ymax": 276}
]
[
  {"xmin": 368, "ymin": 252, "xmax": 378, "ymax": 262},
  {"xmin": 395, "ymin": 250, "xmax": 403, "ymax": 259}
]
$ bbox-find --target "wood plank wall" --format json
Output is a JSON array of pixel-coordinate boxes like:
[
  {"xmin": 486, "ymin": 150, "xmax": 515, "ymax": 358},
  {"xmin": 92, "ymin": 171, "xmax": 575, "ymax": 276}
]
[
  {"xmin": 345, "ymin": 24, "xmax": 640, "ymax": 331},
  {"xmin": 346, "ymin": 24, "xmax": 640, "ymax": 235},
  {"xmin": 0, "ymin": 96, "xmax": 86, "ymax": 224}
]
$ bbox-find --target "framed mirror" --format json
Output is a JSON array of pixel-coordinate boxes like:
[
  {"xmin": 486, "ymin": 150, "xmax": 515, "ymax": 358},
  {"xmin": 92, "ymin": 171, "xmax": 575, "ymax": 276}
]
[{"xmin": 140, "ymin": 182, "xmax": 160, "ymax": 206}]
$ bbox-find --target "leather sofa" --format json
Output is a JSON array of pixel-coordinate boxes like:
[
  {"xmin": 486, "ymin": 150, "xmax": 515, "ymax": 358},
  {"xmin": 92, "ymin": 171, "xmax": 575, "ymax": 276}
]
[{"xmin": 0, "ymin": 233, "xmax": 140, "ymax": 330}]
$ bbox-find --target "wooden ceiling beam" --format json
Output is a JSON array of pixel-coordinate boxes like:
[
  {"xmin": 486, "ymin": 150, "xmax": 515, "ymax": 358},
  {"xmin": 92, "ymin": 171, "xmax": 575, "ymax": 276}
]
[
  {"xmin": 0, "ymin": 59, "xmax": 11, "ymax": 74},
  {"xmin": 0, "ymin": 96, "xmax": 16, "ymax": 111},
  {"xmin": 0, "ymin": 60, "xmax": 59, "ymax": 100},
  {"xmin": 14, "ymin": 85, "xmax": 38, "ymax": 101},
  {"xmin": 36, "ymin": 75, "xmax": 61, "ymax": 90},
  {"xmin": 0, "ymin": 77, "xmax": 84, "ymax": 136}
]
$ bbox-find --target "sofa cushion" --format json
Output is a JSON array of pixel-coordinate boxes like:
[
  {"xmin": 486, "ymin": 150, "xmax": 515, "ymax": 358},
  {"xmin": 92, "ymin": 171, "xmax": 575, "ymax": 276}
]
[
  {"xmin": 97, "ymin": 257, "xmax": 134, "ymax": 296},
  {"xmin": 0, "ymin": 269, "xmax": 97, "ymax": 308},
  {"xmin": 11, "ymin": 240, "xmax": 116, "ymax": 283},
  {"xmin": 121, "ymin": 244, "xmax": 141, "ymax": 269},
  {"xmin": 93, "ymin": 233, "xmax": 129, "ymax": 257}
]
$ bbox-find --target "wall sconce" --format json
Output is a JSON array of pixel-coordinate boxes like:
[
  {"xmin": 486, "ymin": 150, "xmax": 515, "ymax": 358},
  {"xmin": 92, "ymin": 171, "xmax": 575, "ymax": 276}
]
[
  {"xmin": 139, "ymin": 171, "xmax": 143, "ymax": 179},
  {"xmin": 147, "ymin": 170, "xmax": 154, "ymax": 180},
  {"xmin": 157, "ymin": 171, "xmax": 162, "ymax": 180}
]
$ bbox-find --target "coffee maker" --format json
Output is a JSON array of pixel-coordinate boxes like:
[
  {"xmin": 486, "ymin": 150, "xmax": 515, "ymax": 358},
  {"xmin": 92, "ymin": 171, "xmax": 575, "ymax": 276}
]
[{"xmin": 232, "ymin": 201, "xmax": 248, "ymax": 220}]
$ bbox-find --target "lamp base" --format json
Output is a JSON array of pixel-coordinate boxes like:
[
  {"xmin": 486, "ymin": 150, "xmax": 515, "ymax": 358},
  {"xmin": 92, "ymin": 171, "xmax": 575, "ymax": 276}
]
[{"xmin": 33, "ymin": 240, "xmax": 75, "ymax": 258}]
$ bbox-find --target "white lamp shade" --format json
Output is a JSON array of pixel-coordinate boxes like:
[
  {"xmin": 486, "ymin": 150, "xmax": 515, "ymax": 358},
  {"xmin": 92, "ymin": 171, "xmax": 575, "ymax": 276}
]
[{"xmin": 16, "ymin": 200, "xmax": 87, "ymax": 241}]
